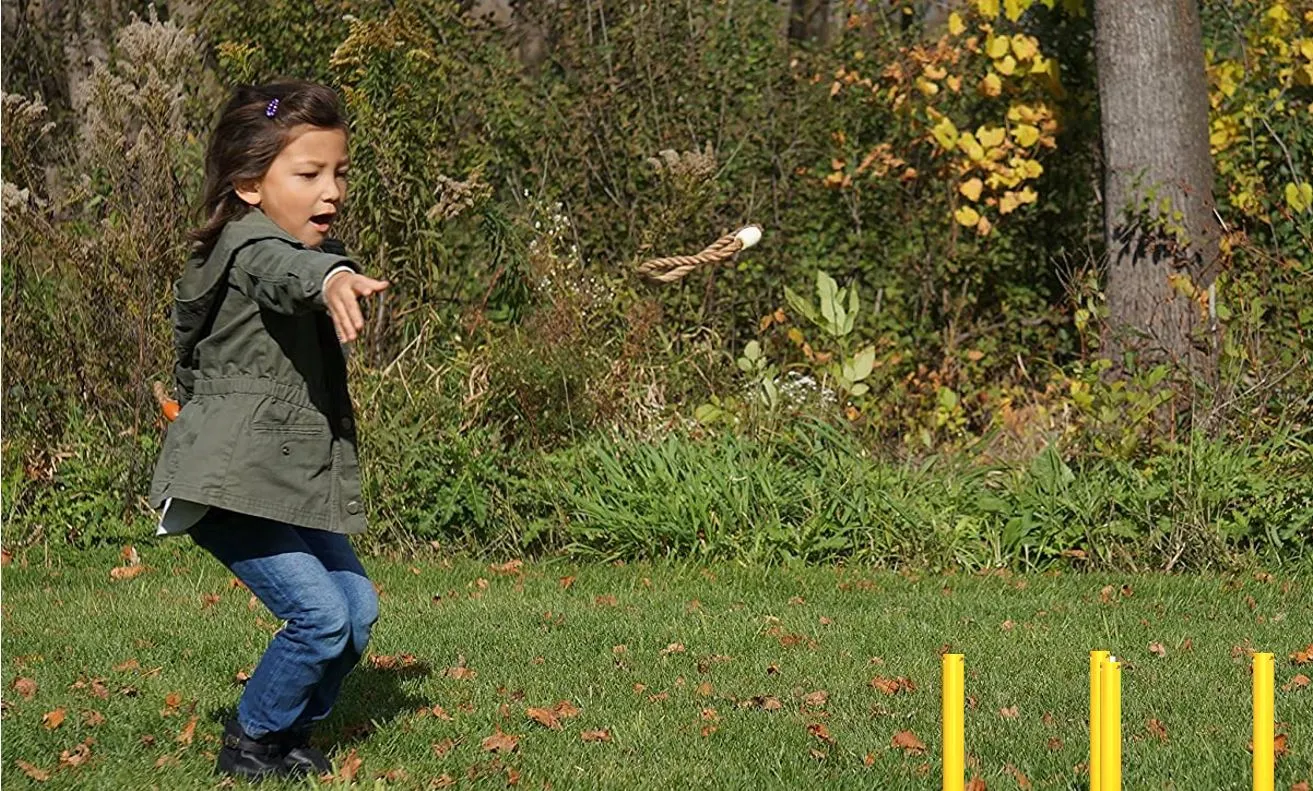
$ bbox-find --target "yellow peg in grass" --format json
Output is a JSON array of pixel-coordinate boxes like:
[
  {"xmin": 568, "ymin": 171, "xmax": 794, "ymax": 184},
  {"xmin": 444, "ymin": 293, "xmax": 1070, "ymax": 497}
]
[
  {"xmin": 1090, "ymin": 650, "xmax": 1108, "ymax": 790},
  {"xmin": 1253, "ymin": 653, "xmax": 1274, "ymax": 791},
  {"xmin": 941, "ymin": 653, "xmax": 964, "ymax": 791},
  {"xmin": 1099, "ymin": 656, "xmax": 1122, "ymax": 791}
]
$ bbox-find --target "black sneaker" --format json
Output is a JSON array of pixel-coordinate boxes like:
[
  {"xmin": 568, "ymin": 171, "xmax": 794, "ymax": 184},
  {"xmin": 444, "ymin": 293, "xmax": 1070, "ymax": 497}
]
[
  {"xmin": 281, "ymin": 728, "xmax": 333, "ymax": 777},
  {"xmin": 216, "ymin": 718, "xmax": 292, "ymax": 781}
]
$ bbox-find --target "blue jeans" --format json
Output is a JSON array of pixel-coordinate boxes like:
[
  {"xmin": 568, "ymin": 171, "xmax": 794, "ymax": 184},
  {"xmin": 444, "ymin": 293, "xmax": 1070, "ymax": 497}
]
[{"xmin": 190, "ymin": 509, "xmax": 378, "ymax": 739}]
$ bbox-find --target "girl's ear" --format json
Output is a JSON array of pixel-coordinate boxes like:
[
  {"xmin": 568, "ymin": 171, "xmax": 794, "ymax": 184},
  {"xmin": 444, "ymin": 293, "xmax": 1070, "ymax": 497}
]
[{"xmin": 234, "ymin": 179, "xmax": 262, "ymax": 207}]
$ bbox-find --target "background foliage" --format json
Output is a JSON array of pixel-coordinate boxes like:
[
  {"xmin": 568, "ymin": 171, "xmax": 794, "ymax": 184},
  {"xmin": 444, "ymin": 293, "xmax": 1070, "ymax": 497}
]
[{"xmin": 2, "ymin": 0, "xmax": 1309, "ymax": 568}]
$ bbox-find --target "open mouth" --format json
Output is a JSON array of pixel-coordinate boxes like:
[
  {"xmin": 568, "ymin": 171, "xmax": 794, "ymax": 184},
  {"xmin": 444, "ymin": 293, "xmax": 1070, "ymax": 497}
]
[{"xmin": 309, "ymin": 213, "xmax": 336, "ymax": 233}]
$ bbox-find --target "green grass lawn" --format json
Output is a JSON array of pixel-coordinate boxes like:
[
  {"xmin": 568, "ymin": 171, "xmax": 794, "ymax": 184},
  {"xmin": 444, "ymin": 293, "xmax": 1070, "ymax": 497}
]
[{"xmin": 2, "ymin": 544, "xmax": 1309, "ymax": 790}]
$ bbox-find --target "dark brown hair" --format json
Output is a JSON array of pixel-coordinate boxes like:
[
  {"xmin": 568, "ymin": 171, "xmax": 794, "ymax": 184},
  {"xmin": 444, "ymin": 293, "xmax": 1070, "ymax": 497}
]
[{"xmin": 191, "ymin": 80, "xmax": 347, "ymax": 253}]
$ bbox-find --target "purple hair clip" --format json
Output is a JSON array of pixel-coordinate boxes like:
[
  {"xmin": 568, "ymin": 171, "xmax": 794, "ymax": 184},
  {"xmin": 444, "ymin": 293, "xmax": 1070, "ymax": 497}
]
[{"xmin": 265, "ymin": 98, "xmax": 280, "ymax": 118}]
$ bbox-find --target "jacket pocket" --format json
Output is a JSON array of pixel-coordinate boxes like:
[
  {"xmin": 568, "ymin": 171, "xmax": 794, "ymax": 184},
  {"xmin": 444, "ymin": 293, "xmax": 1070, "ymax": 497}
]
[{"xmin": 250, "ymin": 397, "xmax": 328, "ymax": 435}]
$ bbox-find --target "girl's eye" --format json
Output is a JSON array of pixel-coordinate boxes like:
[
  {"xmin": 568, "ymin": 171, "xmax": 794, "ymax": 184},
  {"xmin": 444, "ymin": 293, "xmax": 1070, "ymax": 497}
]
[{"xmin": 298, "ymin": 173, "xmax": 317, "ymax": 180}]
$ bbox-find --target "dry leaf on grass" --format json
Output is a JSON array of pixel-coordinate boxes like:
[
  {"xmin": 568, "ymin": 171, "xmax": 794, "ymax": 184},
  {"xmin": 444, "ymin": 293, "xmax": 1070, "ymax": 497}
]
[
  {"xmin": 526, "ymin": 707, "xmax": 561, "ymax": 730},
  {"xmin": 13, "ymin": 677, "xmax": 37, "ymax": 699},
  {"xmin": 1283, "ymin": 674, "xmax": 1310, "ymax": 691},
  {"xmin": 1149, "ymin": 642, "xmax": 1166, "ymax": 658},
  {"xmin": 1004, "ymin": 764, "xmax": 1031, "ymax": 788},
  {"xmin": 177, "ymin": 716, "xmax": 198, "ymax": 745},
  {"xmin": 432, "ymin": 738, "xmax": 456, "ymax": 757},
  {"xmin": 17, "ymin": 760, "xmax": 51, "ymax": 781},
  {"xmin": 553, "ymin": 700, "xmax": 581, "ymax": 718},
  {"xmin": 60, "ymin": 739, "xmax": 94, "ymax": 768},
  {"xmin": 999, "ymin": 705, "xmax": 1019, "ymax": 719},
  {"xmin": 481, "ymin": 728, "xmax": 519, "ymax": 753},
  {"xmin": 802, "ymin": 690, "xmax": 829, "ymax": 708},
  {"xmin": 581, "ymin": 729, "xmax": 611, "ymax": 743},
  {"xmin": 81, "ymin": 710, "xmax": 105, "ymax": 727},
  {"xmin": 807, "ymin": 723, "xmax": 835, "ymax": 743},
  {"xmin": 337, "ymin": 749, "xmax": 362, "ymax": 783},
  {"xmin": 42, "ymin": 708, "xmax": 65, "ymax": 729},
  {"xmin": 966, "ymin": 777, "xmax": 987, "ymax": 791},
  {"xmin": 892, "ymin": 730, "xmax": 926, "ymax": 754},
  {"xmin": 1147, "ymin": 718, "xmax": 1168, "ymax": 742}
]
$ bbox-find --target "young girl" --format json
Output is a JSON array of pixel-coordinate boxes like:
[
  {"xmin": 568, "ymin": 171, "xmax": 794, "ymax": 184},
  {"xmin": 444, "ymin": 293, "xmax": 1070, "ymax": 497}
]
[{"xmin": 148, "ymin": 80, "xmax": 390, "ymax": 780}]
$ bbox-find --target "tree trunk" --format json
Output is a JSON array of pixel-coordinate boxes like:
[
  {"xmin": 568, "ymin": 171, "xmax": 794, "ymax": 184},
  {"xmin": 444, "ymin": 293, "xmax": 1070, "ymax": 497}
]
[
  {"xmin": 1093, "ymin": 0, "xmax": 1220, "ymax": 380},
  {"xmin": 788, "ymin": 0, "xmax": 830, "ymax": 45}
]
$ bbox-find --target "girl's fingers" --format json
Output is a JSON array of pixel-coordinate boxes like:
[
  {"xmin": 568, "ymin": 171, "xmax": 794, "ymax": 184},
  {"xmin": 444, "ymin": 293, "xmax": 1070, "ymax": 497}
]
[{"xmin": 329, "ymin": 299, "xmax": 351, "ymax": 343}]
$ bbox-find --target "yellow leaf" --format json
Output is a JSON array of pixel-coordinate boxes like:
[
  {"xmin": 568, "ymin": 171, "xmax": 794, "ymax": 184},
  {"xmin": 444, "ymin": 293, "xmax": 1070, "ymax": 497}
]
[
  {"xmin": 946, "ymin": 75, "xmax": 963, "ymax": 92},
  {"xmin": 959, "ymin": 132, "xmax": 986, "ymax": 161},
  {"xmin": 924, "ymin": 64, "xmax": 947, "ymax": 80},
  {"xmin": 977, "ymin": 125, "xmax": 1006, "ymax": 148},
  {"xmin": 998, "ymin": 191, "xmax": 1021, "ymax": 214},
  {"xmin": 959, "ymin": 178, "xmax": 984, "ymax": 201},
  {"xmin": 1286, "ymin": 182, "xmax": 1313, "ymax": 213},
  {"xmin": 1004, "ymin": 0, "xmax": 1031, "ymax": 21},
  {"xmin": 981, "ymin": 72, "xmax": 1003, "ymax": 97},
  {"xmin": 1019, "ymin": 158, "xmax": 1043, "ymax": 179},
  {"xmin": 997, "ymin": 55, "xmax": 1018, "ymax": 75},
  {"xmin": 976, "ymin": 214, "xmax": 994, "ymax": 235},
  {"xmin": 917, "ymin": 78, "xmax": 940, "ymax": 96},
  {"xmin": 986, "ymin": 35, "xmax": 1010, "ymax": 59},
  {"xmin": 1011, "ymin": 35, "xmax": 1038, "ymax": 61},
  {"xmin": 1300, "ymin": 40, "xmax": 1313, "ymax": 61},
  {"xmin": 948, "ymin": 12, "xmax": 966, "ymax": 35},
  {"xmin": 1012, "ymin": 123, "xmax": 1040, "ymax": 147},
  {"xmin": 931, "ymin": 116, "xmax": 960, "ymax": 150},
  {"xmin": 977, "ymin": 0, "xmax": 1000, "ymax": 19},
  {"xmin": 1017, "ymin": 186, "xmax": 1038, "ymax": 204},
  {"xmin": 955, "ymin": 206, "xmax": 981, "ymax": 227}
]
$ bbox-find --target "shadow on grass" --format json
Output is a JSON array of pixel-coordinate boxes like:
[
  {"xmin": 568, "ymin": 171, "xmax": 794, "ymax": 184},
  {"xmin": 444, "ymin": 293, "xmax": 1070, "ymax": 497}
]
[{"xmin": 206, "ymin": 661, "xmax": 431, "ymax": 750}]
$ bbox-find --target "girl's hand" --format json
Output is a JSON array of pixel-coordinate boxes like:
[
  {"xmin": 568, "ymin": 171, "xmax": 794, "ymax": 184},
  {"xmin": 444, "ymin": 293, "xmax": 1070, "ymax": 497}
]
[{"xmin": 325, "ymin": 271, "xmax": 390, "ymax": 343}]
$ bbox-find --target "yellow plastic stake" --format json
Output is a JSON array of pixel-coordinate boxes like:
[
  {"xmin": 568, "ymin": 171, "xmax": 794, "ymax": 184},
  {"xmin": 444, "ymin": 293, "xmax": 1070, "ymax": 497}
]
[
  {"xmin": 1090, "ymin": 650, "xmax": 1108, "ymax": 790},
  {"xmin": 942, "ymin": 653, "xmax": 964, "ymax": 791},
  {"xmin": 1253, "ymin": 652, "xmax": 1275, "ymax": 791},
  {"xmin": 1100, "ymin": 657, "xmax": 1122, "ymax": 791}
]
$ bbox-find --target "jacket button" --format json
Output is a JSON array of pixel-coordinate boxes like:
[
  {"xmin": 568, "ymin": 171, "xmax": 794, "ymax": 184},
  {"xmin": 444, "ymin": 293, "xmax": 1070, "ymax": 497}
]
[
  {"xmin": 281, "ymin": 444, "xmax": 291, "ymax": 455},
  {"xmin": 341, "ymin": 416, "xmax": 354, "ymax": 433},
  {"xmin": 346, "ymin": 500, "xmax": 362, "ymax": 515}
]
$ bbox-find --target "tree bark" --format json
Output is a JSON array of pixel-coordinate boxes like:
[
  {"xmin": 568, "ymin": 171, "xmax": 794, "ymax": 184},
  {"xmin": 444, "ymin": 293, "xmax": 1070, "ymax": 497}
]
[
  {"xmin": 1094, "ymin": 0, "xmax": 1220, "ymax": 380},
  {"xmin": 788, "ymin": 0, "xmax": 830, "ymax": 45}
]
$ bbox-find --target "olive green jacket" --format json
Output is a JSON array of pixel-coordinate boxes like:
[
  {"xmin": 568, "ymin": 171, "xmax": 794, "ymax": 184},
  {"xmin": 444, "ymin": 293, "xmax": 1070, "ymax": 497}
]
[{"xmin": 148, "ymin": 210, "xmax": 367, "ymax": 534}]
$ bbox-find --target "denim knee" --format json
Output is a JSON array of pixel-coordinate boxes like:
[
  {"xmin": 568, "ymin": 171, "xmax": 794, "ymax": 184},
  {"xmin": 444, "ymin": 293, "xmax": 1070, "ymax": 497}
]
[
  {"xmin": 288, "ymin": 599, "xmax": 352, "ymax": 659},
  {"xmin": 345, "ymin": 581, "xmax": 379, "ymax": 655}
]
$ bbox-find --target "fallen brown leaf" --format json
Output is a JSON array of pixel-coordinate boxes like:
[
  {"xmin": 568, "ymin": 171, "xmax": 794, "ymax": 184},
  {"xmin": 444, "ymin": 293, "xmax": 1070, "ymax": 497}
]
[
  {"xmin": 1005, "ymin": 763, "xmax": 1030, "ymax": 788},
  {"xmin": 1149, "ymin": 641, "xmax": 1166, "ymax": 658},
  {"xmin": 1291, "ymin": 645, "xmax": 1313, "ymax": 665},
  {"xmin": 1276, "ymin": 732, "xmax": 1290, "ymax": 758},
  {"xmin": 803, "ymin": 690, "xmax": 829, "ymax": 708},
  {"xmin": 81, "ymin": 710, "xmax": 105, "ymax": 727},
  {"xmin": 1290, "ymin": 781, "xmax": 1309, "ymax": 791},
  {"xmin": 177, "ymin": 716, "xmax": 198, "ymax": 745},
  {"xmin": 489, "ymin": 559, "xmax": 523, "ymax": 575},
  {"xmin": 1147, "ymin": 718, "xmax": 1168, "ymax": 742},
  {"xmin": 445, "ymin": 666, "xmax": 476, "ymax": 681},
  {"xmin": 966, "ymin": 776, "xmax": 987, "ymax": 791},
  {"xmin": 553, "ymin": 700, "xmax": 582, "ymax": 718},
  {"xmin": 13, "ymin": 677, "xmax": 37, "ymax": 699},
  {"xmin": 581, "ymin": 729, "xmax": 611, "ymax": 742},
  {"xmin": 807, "ymin": 722, "xmax": 835, "ymax": 743},
  {"xmin": 1284, "ymin": 674, "xmax": 1310, "ymax": 692},
  {"xmin": 594, "ymin": 594, "xmax": 618, "ymax": 606},
  {"xmin": 17, "ymin": 760, "xmax": 51, "ymax": 781},
  {"xmin": 808, "ymin": 748, "xmax": 826, "ymax": 760},
  {"xmin": 481, "ymin": 728, "xmax": 519, "ymax": 753},
  {"xmin": 999, "ymin": 705, "xmax": 1019, "ymax": 719},
  {"xmin": 1046, "ymin": 737, "xmax": 1063, "ymax": 751},
  {"xmin": 863, "ymin": 753, "xmax": 876, "ymax": 766},
  {"xmin": 431, "ymin": 773, "xmax": 456, "ymax": 788},
  {"xmin": 337, "ymin": 749, "xmax": 362, "ymax": 783},
  {"xmin": 660, "ymin": 643, "xmax": 686, "ymax": 656},
  {"xmin": 60, "ymin": 739, "xmax": 93, "ymax": 768},
  {"xmin": 113, "ymin": 659, "xmax": 140, "ymax": 673},
  {"xmin": 696, "ymin": 681, "xmax": 714, "ymax": 697},
  {"xmin": 526, "ymin": 707, "xmax": 562, "ymax": 730},
  {"xmin": 201, "ymin": 593, "xmax": 221, "ymax": 609},
  {"xmin": 109, "ymin": 565, "xmax": 147, "ymax": 581},
  {"xmin": 558, "ymin": 576, "xmax": 575, "ymax": 589},
  {"xmin": 42, "ymin": 708, "xmax": 65, "ymax": 729},
  {"xmin": 892, "ymin": 729, "xmax": 926, "ymax": 754},
  {"xmin": 432, "ymin": 738, "xmax": 456, "ymax": 757}
]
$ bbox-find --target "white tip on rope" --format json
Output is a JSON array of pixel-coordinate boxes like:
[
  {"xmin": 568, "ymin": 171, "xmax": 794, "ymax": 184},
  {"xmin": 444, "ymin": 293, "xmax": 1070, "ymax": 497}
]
[{"xmin": 734, "ymin": 225, "xmax": 763, "ymax": 250}]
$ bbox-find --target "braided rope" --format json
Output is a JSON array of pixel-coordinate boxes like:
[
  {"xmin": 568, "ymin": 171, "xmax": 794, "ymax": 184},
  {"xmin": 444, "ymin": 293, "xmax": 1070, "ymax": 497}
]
[{"xmin": 636, "ymin": 232, "xmax": 745, "ymax": 283}]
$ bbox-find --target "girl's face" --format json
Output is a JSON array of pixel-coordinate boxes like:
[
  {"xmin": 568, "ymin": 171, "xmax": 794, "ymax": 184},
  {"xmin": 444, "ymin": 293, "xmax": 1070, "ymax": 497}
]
[{"xmin": 236, "ymin": 124, "xmax": 349, "ymax": 248}]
